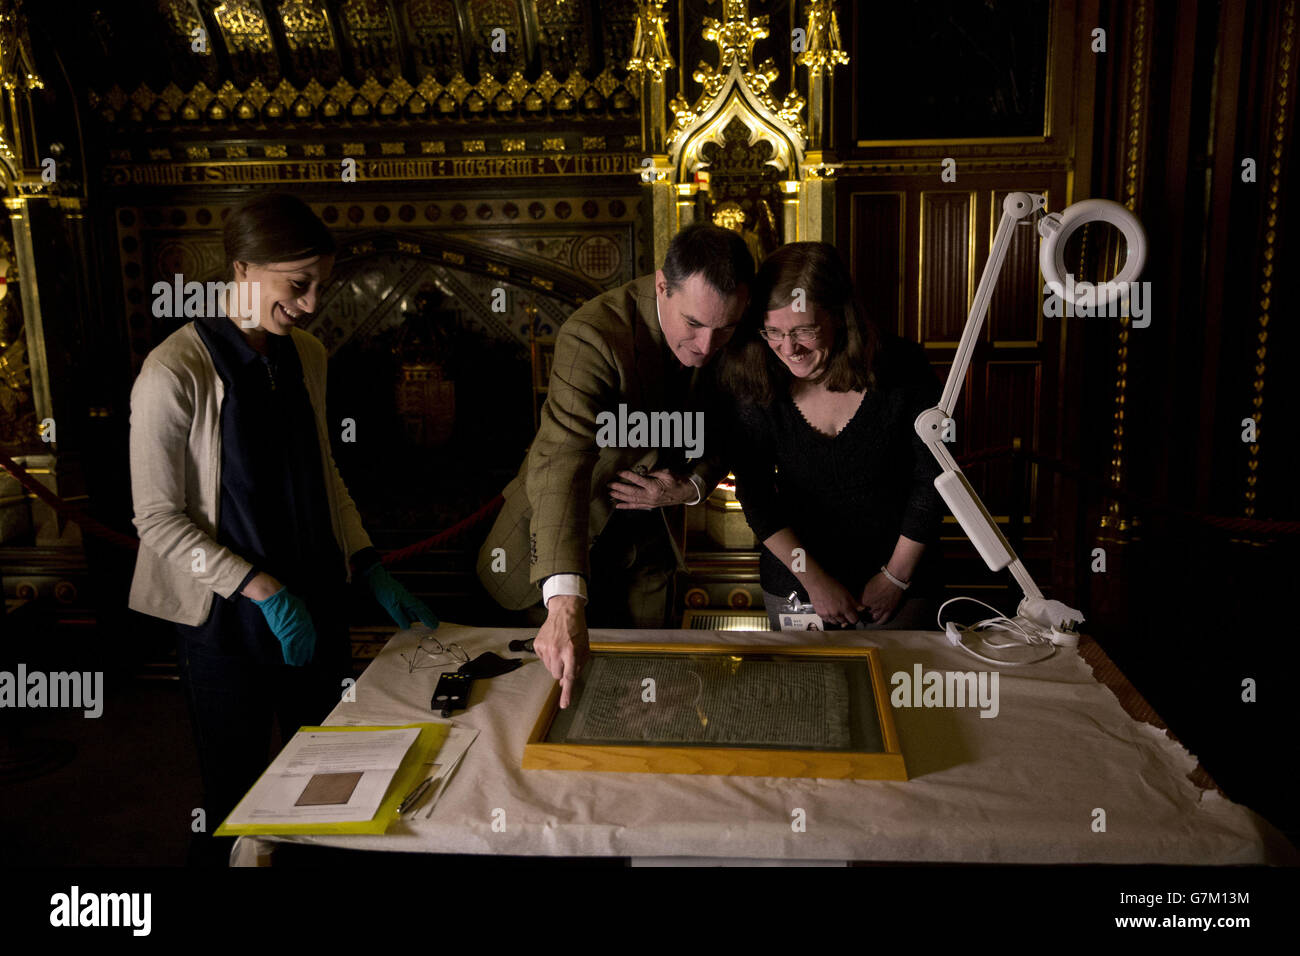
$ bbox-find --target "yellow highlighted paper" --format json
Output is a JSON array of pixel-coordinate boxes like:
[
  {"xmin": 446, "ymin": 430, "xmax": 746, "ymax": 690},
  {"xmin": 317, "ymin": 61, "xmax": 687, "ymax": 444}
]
[{"xmin": 215, "ymin": 722, "xmax": 450, "ymax": 837}]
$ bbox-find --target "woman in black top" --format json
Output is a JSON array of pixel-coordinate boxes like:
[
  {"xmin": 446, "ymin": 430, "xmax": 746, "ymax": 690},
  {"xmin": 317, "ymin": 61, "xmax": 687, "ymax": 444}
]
[{"xmin": 721, "ymin": 242, "xmax": 946, "ymax": 630}]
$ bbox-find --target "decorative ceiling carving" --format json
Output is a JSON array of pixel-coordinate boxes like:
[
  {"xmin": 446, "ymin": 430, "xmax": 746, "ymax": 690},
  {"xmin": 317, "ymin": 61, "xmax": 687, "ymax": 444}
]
[
  {"xmin": 92, "ymin": 65, "xmax": 638, "ymax": 127},
  {"xmin": 86, "ymin": 0, "xmax": 638, "ymax": 128},
  {"xmin": 278, "ymin": 1, "xmax": 344, "ymax": 82}
]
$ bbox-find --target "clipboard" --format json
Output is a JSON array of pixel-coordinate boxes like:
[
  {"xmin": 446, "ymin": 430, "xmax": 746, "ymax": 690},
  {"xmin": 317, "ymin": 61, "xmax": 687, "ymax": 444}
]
[{"xmin": 215, "ymin": 722, "xmax": 450, "ymax": 837}]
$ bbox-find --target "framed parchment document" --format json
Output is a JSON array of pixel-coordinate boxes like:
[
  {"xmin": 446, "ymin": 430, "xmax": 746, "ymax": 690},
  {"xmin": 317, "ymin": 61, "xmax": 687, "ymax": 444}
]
[{"xmin": 523, "ymin": 644, "xmax": 906, "ymax": 780}]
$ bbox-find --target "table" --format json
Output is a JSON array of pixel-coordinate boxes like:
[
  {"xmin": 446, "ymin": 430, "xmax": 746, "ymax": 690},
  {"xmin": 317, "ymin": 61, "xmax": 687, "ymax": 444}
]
[{"xmin": 231, "ymin": 623, "xmax": 1295, "ymax": 865}]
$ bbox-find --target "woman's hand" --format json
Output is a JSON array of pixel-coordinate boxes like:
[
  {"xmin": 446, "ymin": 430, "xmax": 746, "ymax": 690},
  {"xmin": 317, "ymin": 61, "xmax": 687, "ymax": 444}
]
[
  {"xmin": 804, "ymin": 568, "xmax": 868, "ymax": 626},
  {"xmin": 250, "ymin": 586, "xmax": 318, "ymax": 666},
  {"xmin": 366, "ymin": 565, "xmax": 439, "ymax": 630},
  {"xmin": 860, "ymin": 571, "xmax": 905, "ymax": 625}
]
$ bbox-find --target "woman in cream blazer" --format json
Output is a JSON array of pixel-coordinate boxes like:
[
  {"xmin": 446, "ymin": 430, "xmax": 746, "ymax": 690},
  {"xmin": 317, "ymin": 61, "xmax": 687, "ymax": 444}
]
[{"xmin": 129, "ymin": 192, "xmax": 437, "ymax": 863}]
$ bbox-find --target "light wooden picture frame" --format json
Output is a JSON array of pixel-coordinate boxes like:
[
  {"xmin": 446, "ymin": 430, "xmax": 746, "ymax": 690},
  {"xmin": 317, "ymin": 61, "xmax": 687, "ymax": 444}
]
[{"xmin": 523, "ymin": 643, "xmax": 907, "ymax": 780}]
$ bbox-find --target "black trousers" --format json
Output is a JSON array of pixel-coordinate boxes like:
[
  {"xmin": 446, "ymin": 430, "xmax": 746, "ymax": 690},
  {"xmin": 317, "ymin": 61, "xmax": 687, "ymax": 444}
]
[
  {"xmin": 174, "ymin": 586, "xmax": 351, "ymax": 866},
  {"xmin": 583, "ymin": 509, "xmax": 678, "ymax": 629}
]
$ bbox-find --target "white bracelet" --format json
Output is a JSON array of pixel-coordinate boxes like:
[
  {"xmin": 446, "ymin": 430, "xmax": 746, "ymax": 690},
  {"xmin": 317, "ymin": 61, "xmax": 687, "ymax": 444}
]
[
  {"xmin": 684, "ymin": 474, "xmax": 704, "ymax": 506},
  {"xmin": 880, "ymin": 565, "xmax": 910, "ymax": 590}
]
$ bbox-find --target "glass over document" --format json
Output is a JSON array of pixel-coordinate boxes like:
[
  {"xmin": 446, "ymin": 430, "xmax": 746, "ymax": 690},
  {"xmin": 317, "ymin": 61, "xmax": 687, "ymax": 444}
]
[{"xmin": 543, "ymin": 652, "xmax": 885, "ymax": 752}]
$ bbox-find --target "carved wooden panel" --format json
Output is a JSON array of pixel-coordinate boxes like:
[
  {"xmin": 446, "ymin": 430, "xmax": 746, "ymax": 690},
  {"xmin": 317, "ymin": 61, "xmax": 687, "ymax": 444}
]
[
  {"xmin": 919, "ymin": 192, "xmax": 974, "ymax": 342},
  {"xmin": 276, "ymin": 0, "xmax": 344, "ymax": 86},
  {"xmin": 402, "ymin": 0, "xmax": 465, "ymax": 79},
  {"xmin": 464, "ymin": 0, "xmax": 527, "ymax": 77},
  {"xmin": 158, "ymin": 0, "xmax": 221, "ymax": 88},
  {"xmin": 535, "ymin": 0, "xmax": 593, "ymax": 75},
  {"xmin": 848, "ymin": 192, "xmax": 904, "ymax": 336},
  {"xmin": 338, "ymin": 0, "xmax": 403, "ymax": 83},
  {"xmin": 211, "ymin": 0, "xmax": 281, "ymax": 86},
  {"xmin": 977, "ymin": 360, "xmax": 1042, "ymax": 516}
]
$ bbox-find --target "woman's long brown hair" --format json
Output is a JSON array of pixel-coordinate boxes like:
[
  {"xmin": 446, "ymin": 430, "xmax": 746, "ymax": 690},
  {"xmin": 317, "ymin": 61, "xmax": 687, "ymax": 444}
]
[{"xmin": 719, "ymin": 241, "xmax": 880, "ymax": 406}]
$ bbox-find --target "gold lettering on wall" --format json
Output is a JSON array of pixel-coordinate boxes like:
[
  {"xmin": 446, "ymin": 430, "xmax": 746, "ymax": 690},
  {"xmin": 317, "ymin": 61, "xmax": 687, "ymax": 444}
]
[{"xmin": 103, "ymin": 154, "xmax": 642, "ymax": 185}]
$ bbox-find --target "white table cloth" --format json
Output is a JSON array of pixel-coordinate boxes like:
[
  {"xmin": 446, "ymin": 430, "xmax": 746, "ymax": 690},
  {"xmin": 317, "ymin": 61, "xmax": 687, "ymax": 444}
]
[{"xmin": 233, "ymin": 622, "xmax": 1295, "ymax": 865}]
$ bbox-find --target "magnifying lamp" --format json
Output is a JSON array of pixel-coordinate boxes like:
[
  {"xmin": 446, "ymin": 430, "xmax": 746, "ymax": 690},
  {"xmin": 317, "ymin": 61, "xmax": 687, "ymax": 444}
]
[
  {"xmin": 1038, "ymin": 198, "xmax": 1148, "ymax": 310},
  {"xmin": 915, "ymin": 192, "xmax": 1148, "ymax": 662}
]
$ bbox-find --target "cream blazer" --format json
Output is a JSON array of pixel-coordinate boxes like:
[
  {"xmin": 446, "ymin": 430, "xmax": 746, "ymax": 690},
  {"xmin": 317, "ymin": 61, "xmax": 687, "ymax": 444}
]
[{"xmin": 127, "ymin": 322, "xmax": 373, "ymax": 626}]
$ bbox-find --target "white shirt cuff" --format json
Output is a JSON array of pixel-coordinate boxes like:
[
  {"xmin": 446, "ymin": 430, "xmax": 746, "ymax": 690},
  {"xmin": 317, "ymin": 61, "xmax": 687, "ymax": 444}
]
[
  {"xmin": 685, "ymin": 474, "xmax": 705, "ymax": 506},
  {"xmin": 542, "ymin": 574, "xmax": 588, "ymax": 608}
]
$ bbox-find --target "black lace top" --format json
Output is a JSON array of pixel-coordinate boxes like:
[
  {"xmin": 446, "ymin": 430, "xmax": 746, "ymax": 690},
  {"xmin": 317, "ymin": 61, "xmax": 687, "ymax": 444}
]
[{"xmin": 729, "ymin": 335, "xmax": 947, "ymax": 601}]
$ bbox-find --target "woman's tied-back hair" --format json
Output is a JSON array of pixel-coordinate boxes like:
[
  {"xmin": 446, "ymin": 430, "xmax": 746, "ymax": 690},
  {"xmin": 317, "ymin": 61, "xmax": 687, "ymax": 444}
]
[
  {"xmin": 222, "ymin": 191, "xmax": 337, "ymax": 280},
  {"xmin": 661, "ymin": 223, "xmax": 757, "ymax": 295},
  {"xmin": 721, "ymin": 241, "xmax": 880, "ymax": 406}
]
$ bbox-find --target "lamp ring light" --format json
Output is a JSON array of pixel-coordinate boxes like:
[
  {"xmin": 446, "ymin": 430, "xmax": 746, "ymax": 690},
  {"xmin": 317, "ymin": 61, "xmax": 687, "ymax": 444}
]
[{"xmin": 1037, "ymin": 198, "xmax": 1147, "ymax": 309}]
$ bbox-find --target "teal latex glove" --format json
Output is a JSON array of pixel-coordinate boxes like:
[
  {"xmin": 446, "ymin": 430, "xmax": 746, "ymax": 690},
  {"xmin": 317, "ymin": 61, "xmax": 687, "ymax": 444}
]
[
  {"xmin": 251, "ymin": 586, "xmax": 318, "ymax": 666},
  {"xmin": 365, "ymin": 564, "xmax": 439, "ymax": 630}
]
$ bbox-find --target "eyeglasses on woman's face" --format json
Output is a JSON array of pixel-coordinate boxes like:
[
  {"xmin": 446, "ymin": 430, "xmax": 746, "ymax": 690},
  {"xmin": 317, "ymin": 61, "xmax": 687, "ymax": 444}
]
[
  {"xmin": 761, "ymin": 304, "xmax": 832, "ymax": 379},
  {"xmin": 758, "ymin": 325, "xmax": 821, "ymax": 344}
]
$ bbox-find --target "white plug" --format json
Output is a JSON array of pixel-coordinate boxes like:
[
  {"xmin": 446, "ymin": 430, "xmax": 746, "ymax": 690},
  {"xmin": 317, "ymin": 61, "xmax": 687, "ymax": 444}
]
[{"xmin": 1048, "ymin": 622, "xmax": 1080, "ymax": 648}]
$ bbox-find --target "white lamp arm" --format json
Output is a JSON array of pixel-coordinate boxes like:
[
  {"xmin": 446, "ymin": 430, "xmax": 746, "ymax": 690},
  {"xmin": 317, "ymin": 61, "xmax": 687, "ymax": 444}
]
[
  {"xmin": 939, "ymin": 192, "xmax": 1046, "ymax": 414},
  {"xmin": 915, "ymin": 193, "xmax": 1047, "ymax": 613},
  {"xmin": 913, "ymin": 192, "xmax": 1148, "ymax": 641}
]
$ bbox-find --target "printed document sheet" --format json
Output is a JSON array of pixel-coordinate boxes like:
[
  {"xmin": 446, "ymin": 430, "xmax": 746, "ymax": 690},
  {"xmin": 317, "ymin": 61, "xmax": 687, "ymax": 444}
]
[{"xmin": 224, "ymin": 727, "xmax": 420, "ymax": 826}]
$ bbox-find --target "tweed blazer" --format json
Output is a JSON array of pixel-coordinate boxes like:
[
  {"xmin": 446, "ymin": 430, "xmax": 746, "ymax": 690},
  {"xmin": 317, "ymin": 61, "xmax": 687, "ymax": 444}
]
[
  {"xmin": 478, "ymin": 274, "xmax": 729, "ymax": 610},
  {"xmin": 128, "ymin": 321, "xmax": 372, "ymax": 626}
]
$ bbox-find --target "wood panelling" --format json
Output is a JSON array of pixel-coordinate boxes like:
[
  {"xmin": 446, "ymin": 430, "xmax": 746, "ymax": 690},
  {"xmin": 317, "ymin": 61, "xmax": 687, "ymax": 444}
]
[
  {"xmin": 928, "ymin": 360, "xmax": 971, "ymax": 433},
  {"xmin": 988, "ymin": 189, "xmax": 1051, "ymax": 344},
  {"xmin": 979, "ymin": 361, "xmax": 1042, "ymax": 515},
  {"xmin": 850, "ymin": 182, "xmax": 1063, "ymax": 518},
  {"xmin": 848, "ymin": 192, "xmax": 904, "ymax": 335},
  {"xmin": 919, "ymin": 192, "xmax": 974, "ymax": 342}
]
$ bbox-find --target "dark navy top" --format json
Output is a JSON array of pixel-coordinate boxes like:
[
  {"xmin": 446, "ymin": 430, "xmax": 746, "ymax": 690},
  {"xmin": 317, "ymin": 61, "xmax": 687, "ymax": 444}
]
[
  {"xmin": 729, "ymin": 335, "xmax": 947, "ymax": 603},
  {"xmin": 184, "ymin": 315, "xmax": 350, "ymax": 660}
]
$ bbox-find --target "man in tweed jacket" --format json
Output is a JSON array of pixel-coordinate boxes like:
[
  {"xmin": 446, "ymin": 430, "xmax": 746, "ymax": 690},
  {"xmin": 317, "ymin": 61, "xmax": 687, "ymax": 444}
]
[{"xmin": 477, "ymin": 225, "xmax": 754, "ymax": 707}]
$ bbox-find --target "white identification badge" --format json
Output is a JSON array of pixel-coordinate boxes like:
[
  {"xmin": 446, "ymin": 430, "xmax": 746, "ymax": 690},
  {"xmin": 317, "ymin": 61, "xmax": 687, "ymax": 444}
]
[
  {"xmin": 779, "ymin": 612, "xmax": 824, "ymax": 632},
  {"xmin": 777, "ymin": 592, "xmax": 823, "ymax": 631}
]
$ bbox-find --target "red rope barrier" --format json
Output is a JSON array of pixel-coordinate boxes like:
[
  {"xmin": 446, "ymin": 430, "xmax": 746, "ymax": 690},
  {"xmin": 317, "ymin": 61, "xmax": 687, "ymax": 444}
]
[
  {"xmin": 379, "ymin": 494, "xmax": 503, "ymax": 567},
  {"xmin": 2, "ymin": 444, "xmax": 1293, "ymax": 561},
  {"xmin": 0, "ymin": 447, "xmax": 504, "ymax": 564},
  {"xmin": 0, "ymin": 451, "xmax": 140, "ymax": 552}
]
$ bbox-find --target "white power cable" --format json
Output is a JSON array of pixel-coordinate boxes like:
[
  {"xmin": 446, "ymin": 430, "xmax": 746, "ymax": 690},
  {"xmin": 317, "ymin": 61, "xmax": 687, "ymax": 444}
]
[{"xmin": 936, "ymin": 596, "xmax": 1058, "ymax": 666}]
